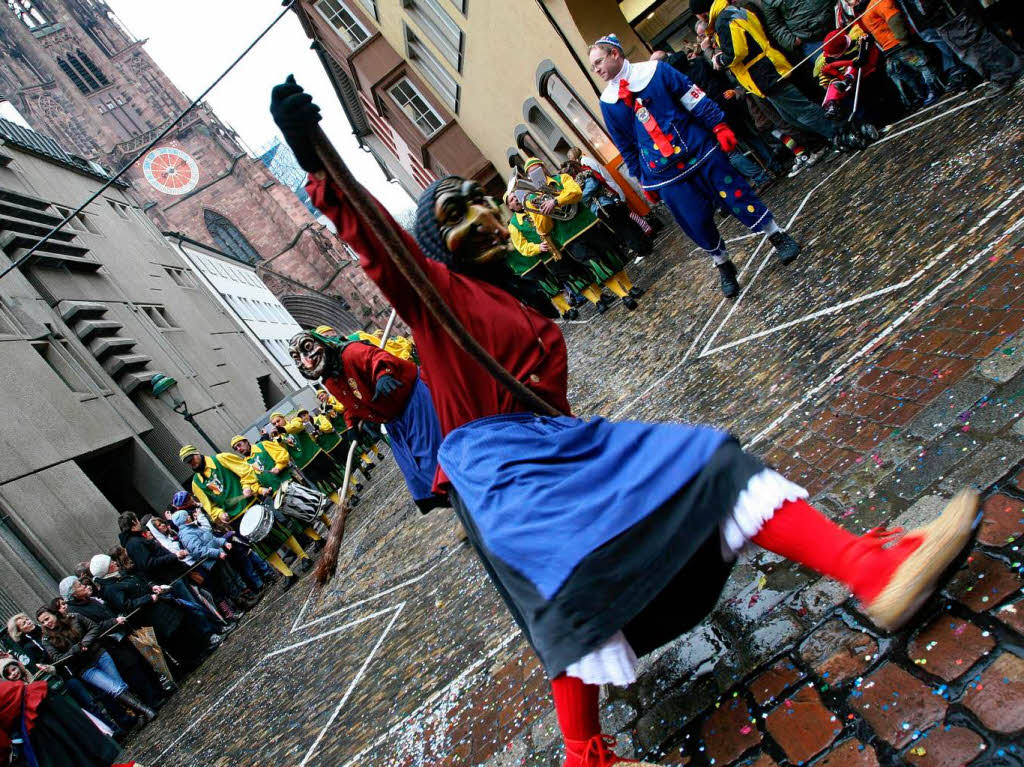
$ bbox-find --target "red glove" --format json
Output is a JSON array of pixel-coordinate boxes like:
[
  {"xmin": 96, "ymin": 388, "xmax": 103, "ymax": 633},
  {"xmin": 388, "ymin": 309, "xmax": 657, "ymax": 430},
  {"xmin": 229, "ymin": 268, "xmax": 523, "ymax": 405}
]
[
  {"xmin": 643, "ymin": 189, "xmax": 660, "ymax": 204},
  {"xmin": 713, "ymin": 123, "xmax": 738, "ymax": 153}
]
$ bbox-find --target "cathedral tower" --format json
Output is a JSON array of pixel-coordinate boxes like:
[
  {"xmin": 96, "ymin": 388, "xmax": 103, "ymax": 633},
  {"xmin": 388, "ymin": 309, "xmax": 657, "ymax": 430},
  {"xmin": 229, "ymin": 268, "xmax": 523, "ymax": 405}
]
[{"xmin": 0, "ymin": 0, "xmax": 390, "ymax": 330}]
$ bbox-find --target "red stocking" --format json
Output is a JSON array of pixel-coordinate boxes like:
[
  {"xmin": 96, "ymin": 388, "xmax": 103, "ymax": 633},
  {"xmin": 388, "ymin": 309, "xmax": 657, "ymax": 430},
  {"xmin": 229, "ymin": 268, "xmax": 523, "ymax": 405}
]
[{"xmin": 750, "ymin": 498, "xmax": 922, "ymax": 604}]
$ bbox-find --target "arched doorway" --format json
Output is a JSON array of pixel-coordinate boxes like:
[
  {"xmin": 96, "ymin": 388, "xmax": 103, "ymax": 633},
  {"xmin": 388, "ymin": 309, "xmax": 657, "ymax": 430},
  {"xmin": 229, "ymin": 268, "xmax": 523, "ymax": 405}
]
[{"xmin": 523, "ymin": 98, "xmax": 572, "ymax": 163}]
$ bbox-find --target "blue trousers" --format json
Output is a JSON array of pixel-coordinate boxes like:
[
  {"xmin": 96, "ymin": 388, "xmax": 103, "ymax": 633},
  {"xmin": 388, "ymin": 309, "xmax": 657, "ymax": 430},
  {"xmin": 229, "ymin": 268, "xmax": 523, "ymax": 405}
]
[
  {"xmin": 659, "ymin": 149, "xmax": 773, "ymax": 258},
  {"xmin": 81, "ymin": 650, "xmax": 128, "ymax": 696}
]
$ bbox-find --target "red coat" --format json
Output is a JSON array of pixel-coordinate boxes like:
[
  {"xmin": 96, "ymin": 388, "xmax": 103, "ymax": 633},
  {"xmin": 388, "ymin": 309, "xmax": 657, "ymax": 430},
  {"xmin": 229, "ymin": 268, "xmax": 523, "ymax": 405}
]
[
  {"xmin": 322, "ymin": 341, "xmax": 418, "ymax": 426},
  {"xmin": 307, "ymin": 177, "xmax": 572, "ymax": 489}
]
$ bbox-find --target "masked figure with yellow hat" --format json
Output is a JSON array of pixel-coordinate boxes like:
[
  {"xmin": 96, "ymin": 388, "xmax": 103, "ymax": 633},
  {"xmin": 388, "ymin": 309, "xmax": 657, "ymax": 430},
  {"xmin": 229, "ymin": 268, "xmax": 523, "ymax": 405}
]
[
  {"xmin": 515, "ymin": 156, "xmax": 641, "ymax": 313},
  {"xmin": 178, "ymin": 444, "xmax": 311, "ymax": 588}
]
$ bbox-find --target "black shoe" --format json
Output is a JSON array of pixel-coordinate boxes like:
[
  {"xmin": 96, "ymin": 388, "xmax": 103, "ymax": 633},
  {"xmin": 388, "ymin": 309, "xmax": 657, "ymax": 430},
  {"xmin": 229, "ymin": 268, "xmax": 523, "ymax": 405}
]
[
  {"xmin": 628, "ymin": 286, "xmax": 645, "ymax": 299},
  {"xmin": 595, "ymin": 300, "xmax": 608, "ymax": 314},
  {"xmin": 349, "ymin": 495, "xmax": 360, "ymax": 507},
  {"xmin": 311, "ymin": 538, "xmax": 326, "ymax": 553},
  {"xmin": 768, "ymin": 231, "xmax": 800, "ymax": 265},
  {"xmin": 562, "ymin": 308, "xmax": 579, "ymax": 321},
  {"xmin": 716, "ymin": 261, "xmax": 740, "ymax": 298},
  {"xmin": 282, "ymin": 574, "xmax": 299, "ymax": 591},
  {"xmin": 299, "ymin": 557, "xmax": 313, "ymax": 572},
  {"xmin": 622, "ymin": 296, "xmax": 639, "ymax": 311}
]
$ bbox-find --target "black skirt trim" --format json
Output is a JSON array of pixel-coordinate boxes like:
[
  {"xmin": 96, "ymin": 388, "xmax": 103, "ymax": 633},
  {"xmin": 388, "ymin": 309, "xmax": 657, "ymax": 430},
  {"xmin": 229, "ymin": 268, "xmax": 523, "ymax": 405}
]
[{"xmin": 450, "ymin": 438, "xmax": 764, "ymax": 676}]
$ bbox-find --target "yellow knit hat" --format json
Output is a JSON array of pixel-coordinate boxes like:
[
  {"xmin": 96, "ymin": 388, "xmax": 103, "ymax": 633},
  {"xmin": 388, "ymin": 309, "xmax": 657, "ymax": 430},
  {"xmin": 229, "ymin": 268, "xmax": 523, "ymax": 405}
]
[
  {"xmin": 230, "ymin": 435, "xmax": 247, "ymax": 448},
  {"xmin": 269, "ymin": 412, "xmax": 286, "ymax": 420},
  {"xmin": 523, "ymin": 157, "xmax": 545, "ymax": 172},
  {"xmin": 314, "ymin": 325, "xmax": 335, "ymax": 336},
  {"xmin": 178, "ymin": 444, "xmax": 199, "ymax": 461}
]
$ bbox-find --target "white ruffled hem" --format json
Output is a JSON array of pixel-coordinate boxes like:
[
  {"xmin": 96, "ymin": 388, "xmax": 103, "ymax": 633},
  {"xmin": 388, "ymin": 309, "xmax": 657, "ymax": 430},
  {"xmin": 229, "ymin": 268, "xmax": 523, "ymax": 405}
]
[
  {"xmin": 564, "ymin": 631, "xmax": 638, "ymax": 686},
  {"xmin": 720, "ymin": 469, "xmax": 808, "ymax": 558},
  {"xmin": 565, "ymin": 469, "xmax": 807, "ymax": 686}
]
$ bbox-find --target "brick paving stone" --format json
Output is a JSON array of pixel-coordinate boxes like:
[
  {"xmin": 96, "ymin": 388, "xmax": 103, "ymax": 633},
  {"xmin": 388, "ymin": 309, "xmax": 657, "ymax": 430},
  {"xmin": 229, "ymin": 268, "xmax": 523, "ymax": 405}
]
[
  {"xmin": 903, "ymin": 725, "xmax": 986, "ymax": 767},
  {"xmin": 813, "ymin": 738, "xmax": 879, "ymax": 767},
  {"xmin": 995, "ymin": 598, "xmax": 1024, "ymax": 634},
  {"xmin": 978, "ymin": 493, "xmax": 1024, "ymax": 546},
  {"xmin": 963, "ymin": 651, "xmax": 1024, "ymax": 733},
  {"xmin": 700, "ymin": 697, "xmax": 760, "ymax": 765},
  {"xmin": 946, "ymin": 551, "xmax": 1023, "ymax": 612},
  {"xmin": 764, "ymin": 685, "xmax": 841, "ymax": 764},
  {"xmin": 849, "ymin": 663, "xmax": 947, "ymax": 748},
  {"xmin": 749, "ymin": 659, "xmax": 804, "ymax": 706},
  {"xmin": 798, "ymin": 619, "xmax": 878, "ymax": 684},
  {"xmin": 906, "ymin": 616, "xmax": 996, "ymax": 681}
]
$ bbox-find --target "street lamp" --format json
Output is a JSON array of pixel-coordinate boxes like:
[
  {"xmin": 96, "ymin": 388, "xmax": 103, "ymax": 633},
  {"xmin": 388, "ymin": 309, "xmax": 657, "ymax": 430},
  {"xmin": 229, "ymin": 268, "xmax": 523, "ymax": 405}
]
[{"xmin": 149, "ymin": 372, "xmax": 220, "ymax": 453}]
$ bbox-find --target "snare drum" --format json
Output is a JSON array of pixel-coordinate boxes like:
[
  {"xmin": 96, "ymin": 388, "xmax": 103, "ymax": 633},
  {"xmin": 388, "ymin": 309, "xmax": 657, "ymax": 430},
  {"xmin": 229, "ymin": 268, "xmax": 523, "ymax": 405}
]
[
  {"xmin": 274, "ymin": 480, "xmax": 328, "ymax": 524},
  {"xmin": 238, "ymin": 503, "xmax": 274, "ymax": 541}
]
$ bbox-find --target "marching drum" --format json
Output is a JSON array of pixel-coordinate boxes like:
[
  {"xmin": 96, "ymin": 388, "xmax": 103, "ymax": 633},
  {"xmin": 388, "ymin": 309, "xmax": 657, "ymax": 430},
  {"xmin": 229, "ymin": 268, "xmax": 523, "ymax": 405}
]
[
  {"xmin": 274, "ymin": 480, "xmax": 328, "ymax": 524},
  {"xmin": 239, "ymin": 503, "xmax": 274, "ymax": 542}
]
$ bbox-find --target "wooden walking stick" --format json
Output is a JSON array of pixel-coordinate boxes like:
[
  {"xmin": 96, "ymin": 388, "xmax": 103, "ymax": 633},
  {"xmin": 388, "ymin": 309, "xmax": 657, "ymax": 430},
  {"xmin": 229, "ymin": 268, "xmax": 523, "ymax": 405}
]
[{"xmin": 310, "ymin": 127, "xmax": 565, "ymax": 585}]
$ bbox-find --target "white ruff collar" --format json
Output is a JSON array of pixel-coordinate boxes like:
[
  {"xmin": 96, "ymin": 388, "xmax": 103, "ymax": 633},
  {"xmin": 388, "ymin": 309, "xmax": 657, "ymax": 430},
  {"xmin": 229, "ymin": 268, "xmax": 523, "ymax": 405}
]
[{"xmin": 600, "ymin": 59, "xmax": 659, "ymax": 104}]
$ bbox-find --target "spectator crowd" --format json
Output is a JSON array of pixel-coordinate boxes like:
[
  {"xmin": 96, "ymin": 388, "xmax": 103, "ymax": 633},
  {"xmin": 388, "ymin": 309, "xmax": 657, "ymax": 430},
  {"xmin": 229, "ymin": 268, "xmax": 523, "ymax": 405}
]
[{"xmin": 0, "ymin": 350, "xmax": 396, "ymax": 765}]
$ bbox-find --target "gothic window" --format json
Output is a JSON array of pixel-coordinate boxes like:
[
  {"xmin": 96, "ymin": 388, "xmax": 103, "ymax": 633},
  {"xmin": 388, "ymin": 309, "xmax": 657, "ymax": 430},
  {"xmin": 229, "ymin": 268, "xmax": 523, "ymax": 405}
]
[
  {"xmin": 58, "ymin": 51, "xmax": 107, "ymax": 93},
  {"xmin": 76, "ymin": 49, "xmax": 109, "ymax": 87},
  {"xmin": 204, "ymin": 210, "xmax": 261, "ymax": 265},
  {"xmin": 57, "ymin": 57, "xmax": 89, "ymax": 93},
  {"xmin": 6, "ymin": 0, "xmax": 49, "ymax": 29}
]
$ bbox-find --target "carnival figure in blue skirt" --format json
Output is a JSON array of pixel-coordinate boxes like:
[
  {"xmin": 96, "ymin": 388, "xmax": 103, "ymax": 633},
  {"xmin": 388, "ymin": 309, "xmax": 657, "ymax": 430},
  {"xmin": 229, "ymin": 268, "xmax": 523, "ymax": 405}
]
[
  {"xmin": 289, "ymin": 329, "xmax": 448, "ymax": 514},
  {"xmin": 592, "ymin": 33, "xmax": 801, "ymax": 298}
]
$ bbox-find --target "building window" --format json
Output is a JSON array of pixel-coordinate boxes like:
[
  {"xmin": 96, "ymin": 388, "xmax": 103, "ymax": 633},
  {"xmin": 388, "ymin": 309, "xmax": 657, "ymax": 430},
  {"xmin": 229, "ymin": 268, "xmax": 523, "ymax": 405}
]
[
  {"xmin": 401, "ymin": 0, "xmax": 463, "ymax": 71},
  {"xmin": 140, "ymin": 304, "xmax": 178, "ymax": 329},
  {"xmin": 54, "ymin": 205, "xmax": 100, "ymax": 234},
  {"xmin": 107, "ymin": 200, "xmax": 130, "ymax": 219},
  {"xmin": 403, "ymin": 24, "xmax": 459, "ymax": 112},
  {"xmin": 164, "ymin": 266, "xmax": 197, "ymax": 288},
  {"xmin": 389, "ymin": 78, "xmax": 444, "ymax": 137},
  {"xmin": 540, "ymin": 67, "xmax": 618, "ymax": 165},
  {"xmin": 354, "ymin": 0, "xmax": 377, "ymax": 19},
  {"xmin": 204, "ymin": 210, "xmax": 261, "ymax": 265},
  {"xmin": 32, "ymin": 336, "xmax": 94, "ymax": 394},
  {"xmin": 525, "ymin": 101, "xmax": 571, "ymax": 161},
  {"xmin": 514, "ymin": 126, "xmax": 557, "ymax": 170},
  {"xmin": 6, "ymin": 0, "xmax": 49, "ymax": 29},
  {"xmin": 58, "ymin": 52, "xmax": 109, "ymax": 94},
  {"xmin": 77, "ymin": 49, "xmax": 110, "ymax": 87},
  {"xmin": 314, "ymin": 0, "xmax": 371, "ymax": 49}
]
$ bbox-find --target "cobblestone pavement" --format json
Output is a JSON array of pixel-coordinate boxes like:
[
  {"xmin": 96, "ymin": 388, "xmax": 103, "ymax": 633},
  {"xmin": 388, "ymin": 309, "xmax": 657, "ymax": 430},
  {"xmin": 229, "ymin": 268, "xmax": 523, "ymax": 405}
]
[{"xmin": 126, "ymin": 88, "xmax": 1024, "ymax": 766}]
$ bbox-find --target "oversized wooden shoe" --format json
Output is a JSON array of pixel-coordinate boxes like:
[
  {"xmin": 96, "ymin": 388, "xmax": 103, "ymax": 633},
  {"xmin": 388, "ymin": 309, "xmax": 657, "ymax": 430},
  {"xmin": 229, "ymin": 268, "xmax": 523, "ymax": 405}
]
[
  {"xmin": 862, "ymin": 488, "xmax": 980, "ymax": 632},
  {"xmin": 565, "ymin": 735, "xmax": 667, "ymax": 766}
]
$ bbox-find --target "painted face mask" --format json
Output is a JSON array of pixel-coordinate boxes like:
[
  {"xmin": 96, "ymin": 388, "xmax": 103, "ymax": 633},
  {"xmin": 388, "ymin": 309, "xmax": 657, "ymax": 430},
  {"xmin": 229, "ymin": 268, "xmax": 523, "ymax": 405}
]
[
  {"xmin": 288, "ymin": 331, "xmax": 339, "ymax": 380},
  {"xmin": 431, "ymin": 177, "xmax": 511, "ymax": 267}
]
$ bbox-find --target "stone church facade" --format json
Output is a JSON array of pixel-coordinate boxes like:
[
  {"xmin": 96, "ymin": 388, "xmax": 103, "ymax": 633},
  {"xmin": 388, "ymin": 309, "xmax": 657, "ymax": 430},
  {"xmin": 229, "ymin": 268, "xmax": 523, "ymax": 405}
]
[{"xmin": 0, "ymin": 0, "xmax": 390, "ymax": 332}]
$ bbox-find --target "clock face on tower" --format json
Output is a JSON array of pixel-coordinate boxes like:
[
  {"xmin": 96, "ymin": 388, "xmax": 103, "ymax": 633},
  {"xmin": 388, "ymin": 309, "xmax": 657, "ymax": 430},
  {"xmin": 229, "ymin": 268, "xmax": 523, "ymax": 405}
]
[{"xmin": 142, "ymin": 147, "xmax": 199, "ymax": 196}]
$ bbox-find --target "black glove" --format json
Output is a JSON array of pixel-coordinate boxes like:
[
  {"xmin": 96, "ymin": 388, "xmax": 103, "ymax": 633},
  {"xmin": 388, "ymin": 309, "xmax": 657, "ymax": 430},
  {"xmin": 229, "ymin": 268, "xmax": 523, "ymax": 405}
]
[
  {"xmin": 270, "ymin": 74, "xmax": 323, "ymax": 174},
  {"xmin": 372, "ymin": 374, "xmax": 401, "ymax": 401}
]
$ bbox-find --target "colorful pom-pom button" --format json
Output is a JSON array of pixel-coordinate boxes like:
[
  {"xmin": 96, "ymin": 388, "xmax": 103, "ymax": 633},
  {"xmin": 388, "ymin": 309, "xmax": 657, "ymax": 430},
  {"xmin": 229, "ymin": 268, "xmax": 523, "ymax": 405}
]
[
  {"xmin": 719, "ymin": 190, "xmax": 727, "ymax": 198},
  {"xmin": 747, "ymin": 204, "xmax": 755, "ymax": 213},
  {"xmin": 734, "ymin": 189, "xmax": 743, "ymax": 198},
  {"xmin": 673, "ymin": 146, "xmax": 681, "ymax": 154},
  {"xmin": 724, "ymin": 175, "xmax": 733, "ymax": 184},
  {"xmin": 649, "ymin": 161, "xmax": 656, "ymax": 168},
  {"xmin": 677, "ymin": 162, "xmax": 686, "ymax": 169}
]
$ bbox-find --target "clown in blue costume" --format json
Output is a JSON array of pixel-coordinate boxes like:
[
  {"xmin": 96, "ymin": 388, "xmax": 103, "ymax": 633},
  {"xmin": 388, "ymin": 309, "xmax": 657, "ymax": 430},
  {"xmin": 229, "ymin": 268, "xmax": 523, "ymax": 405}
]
[{"xmin": 591, "ymin": 34, "xmax": 801, "ymax": 297}]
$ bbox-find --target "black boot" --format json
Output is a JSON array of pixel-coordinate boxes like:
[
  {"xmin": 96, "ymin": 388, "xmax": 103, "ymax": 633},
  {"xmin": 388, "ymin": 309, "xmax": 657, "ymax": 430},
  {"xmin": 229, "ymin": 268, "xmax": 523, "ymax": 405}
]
[
  {"xmin": 298, "ymin": 556, "xmax": 313, "ymax": 572},
  {"xmin": 716, "ymin": 261, "xmax": 740, "ymax": 298},
  {"xmin": 768, "ymin": 231, "xmax": 801, "ymax": 265},
  {"xmin": 115, "ymin": 690, "xmax": 156, "ymax": 723},
  {"xmin": 562, "ymin": 307, "xmax": 579, "ymax": 321},
  {"xmin": 628, "ymin": 286, "xmax": 645, "ymax": 299},
  {"xmin": 621, "ymin": 295, "xmax": 639, "ymax": 311},
  {"xmin": 282, "ymin": 573, "xmax": 299, "ymax": 590}
]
